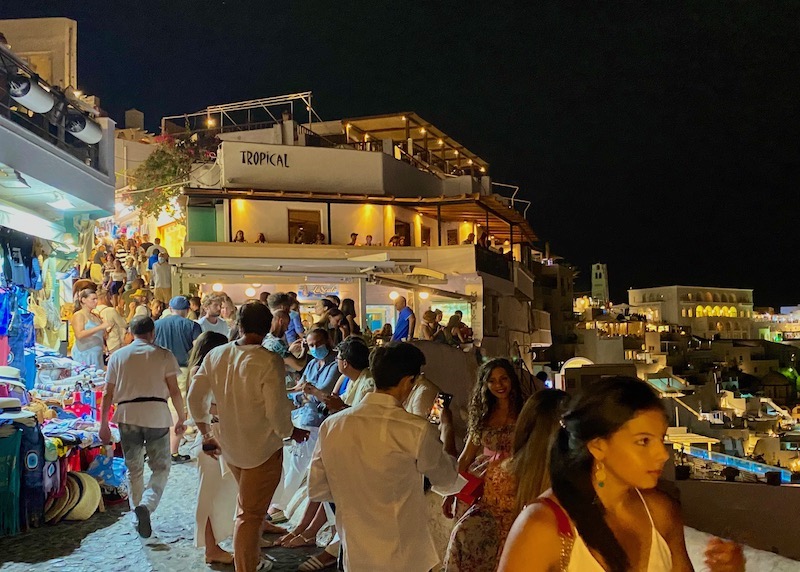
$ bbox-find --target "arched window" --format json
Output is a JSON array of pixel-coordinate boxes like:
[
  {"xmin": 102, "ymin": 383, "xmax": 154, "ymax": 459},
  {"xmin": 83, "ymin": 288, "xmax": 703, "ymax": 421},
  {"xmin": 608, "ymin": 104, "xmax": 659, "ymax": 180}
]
[
  {"xmin": 705, "ymin": 306, "xmax": 713, "ymax": 317},
  {"xmin": 688, "ymin": 308, "xmax": 693, "ymax": 317},
  {"xmin": 696, "ymin": 305, "xmax": 704, "ymax": 317},
  {"xmin": 713, "ymin": 293, "xmax": 721, "ymax": 302},
  {"xmin": 687, "ymin": 293, "xmax": 693, "ymax": 301},
  {"xmin": 682, "ymin": 308, "xmax": 687, "ymax": 318},
  {"xmin": 704, "ymin": 292, "xmax": 713, "ymax": 303},
  {"xmin": 712, "ymin": 306, "xmax": 722, "ymax": 317}
]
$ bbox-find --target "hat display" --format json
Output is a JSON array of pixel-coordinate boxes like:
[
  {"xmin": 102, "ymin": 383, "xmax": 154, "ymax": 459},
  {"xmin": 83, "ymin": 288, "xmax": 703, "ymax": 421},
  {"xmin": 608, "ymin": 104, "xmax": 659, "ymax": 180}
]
[
  {"xmin": 63, "ymin": 472, "xmax": 101, "ymax": 521},
  {"xmin": 54, "ymin": 473, "xmax": 82, "ymax": 523},
  {"xmin": 0, "ymin": 398, "xmax": 35, "ymax": 421},
  {"xmin": 0, "ymin": 366, "xmax": 22, "ymax": 386},
  {"xmin": 169, "ymin": 296, "xmax": 190, "ymax": 310}
]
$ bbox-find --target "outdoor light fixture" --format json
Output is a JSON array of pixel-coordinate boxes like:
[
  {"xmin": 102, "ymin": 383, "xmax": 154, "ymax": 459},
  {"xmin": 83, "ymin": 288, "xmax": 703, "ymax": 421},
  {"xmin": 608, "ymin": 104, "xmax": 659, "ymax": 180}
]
[
  {"xmin": 438, "ymin": 139, "xmax": 444, "ymax": 145},
  {"xmin": 206, "ymin": 117, "xmax": 215, "ymax": 127},
  {"xmin": 251, "ymin": 283, "xmax": 262, "ymax": 288},
  {"xmin": 47, "ymin": 192, "xmax": 75, "ymax": 210},
  {"xmin": 212, "ymin": 283, "xmax": 223, "ymax": 292},
  {"xmin": 389, "ymin": 291, "xmax": 400, "ymax": 301},
  {"xmin": 65, "ymin": 111, "xmax": 103, "ymax": 144},
  {"xmin": 420, "ymin": 128, "xmax": 426, "ymax": 134},
  {"xmin": 245, "ymin": 287, "xmax": 256, "ymax": 297},
  {"xmin": 419, "ymin": 292, "xmax": 429, "ymax": 300},
  {"xmin": 8, "ymin": 75, "xmax": 55, "ymax": 113},
  {"xmin": 467, "ymin": 159, "xmax": 473, "ymax": 165}
]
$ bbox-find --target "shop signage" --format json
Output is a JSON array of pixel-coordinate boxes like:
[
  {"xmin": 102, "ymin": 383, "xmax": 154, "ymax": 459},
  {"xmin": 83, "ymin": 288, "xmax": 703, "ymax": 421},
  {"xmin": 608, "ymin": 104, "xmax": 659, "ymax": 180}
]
[
  {"xmin": 240, "ymin": 150, "xmax": 289, "ymax": 168},
  {"xmin": 297, "ymin": 284, "xmax": 340, "ymax": 301}
]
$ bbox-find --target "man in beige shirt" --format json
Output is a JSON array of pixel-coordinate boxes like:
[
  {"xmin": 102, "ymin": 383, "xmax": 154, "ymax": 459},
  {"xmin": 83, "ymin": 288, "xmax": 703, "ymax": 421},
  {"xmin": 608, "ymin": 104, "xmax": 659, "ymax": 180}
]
[{"xmin": 188, "ymin": 302, "xmax": 308, "ymax": 572}]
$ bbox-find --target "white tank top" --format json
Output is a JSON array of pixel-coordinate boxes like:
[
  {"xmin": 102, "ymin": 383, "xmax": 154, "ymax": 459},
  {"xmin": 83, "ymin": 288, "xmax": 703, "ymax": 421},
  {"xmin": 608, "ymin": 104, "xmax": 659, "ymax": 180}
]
[{"xmin": 567, "ymin": 489, "xmax": 672, "ymax": 572}]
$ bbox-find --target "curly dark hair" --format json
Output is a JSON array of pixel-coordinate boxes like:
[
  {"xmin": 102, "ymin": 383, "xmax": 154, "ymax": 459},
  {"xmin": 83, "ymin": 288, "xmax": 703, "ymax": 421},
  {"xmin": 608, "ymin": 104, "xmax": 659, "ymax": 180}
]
[{"xmin": 467, "ymin": 358, "xmax": 525, "ymax": 441}]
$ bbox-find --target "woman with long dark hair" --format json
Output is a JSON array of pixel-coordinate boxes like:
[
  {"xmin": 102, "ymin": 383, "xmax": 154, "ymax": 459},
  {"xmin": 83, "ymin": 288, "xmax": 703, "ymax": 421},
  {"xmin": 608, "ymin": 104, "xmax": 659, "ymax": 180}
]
[
  {"xmin": 443, "ymin": 358, "xmax": 525, "ymax": 519},
  {"xmin": 498, "ymin": 376, "xmax": 744, "ymax": 572},
  {"xmin": 444, "ymin": 389, "xmax": 569, "ymax": 571},
  {"xmin": 189, "ymin": 331, "xmax": 236, "ymax": 565},
  {"xmin": 339, "ymin": 298, "xmax": 361, "ymax": 336}
]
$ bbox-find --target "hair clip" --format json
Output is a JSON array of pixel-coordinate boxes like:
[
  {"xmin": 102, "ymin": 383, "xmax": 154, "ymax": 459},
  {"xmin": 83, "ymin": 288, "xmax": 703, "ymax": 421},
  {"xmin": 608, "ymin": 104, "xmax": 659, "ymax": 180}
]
[{"xmin": 559, "ymin": 419, "xmax": 566, "ymax": 429}]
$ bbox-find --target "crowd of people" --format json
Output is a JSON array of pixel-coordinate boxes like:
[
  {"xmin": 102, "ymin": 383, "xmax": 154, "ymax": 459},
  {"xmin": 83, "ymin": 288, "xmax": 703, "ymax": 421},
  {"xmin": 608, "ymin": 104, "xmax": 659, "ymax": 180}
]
[{"xmin": 81, "ymin": 278, "xmax": 746, "ymax": 572}]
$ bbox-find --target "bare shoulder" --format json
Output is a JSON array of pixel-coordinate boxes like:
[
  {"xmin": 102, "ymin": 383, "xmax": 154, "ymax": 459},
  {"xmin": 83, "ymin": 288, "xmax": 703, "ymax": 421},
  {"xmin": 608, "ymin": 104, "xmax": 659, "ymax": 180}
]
[
  {"xmin": 499, "ymin": 495, "xmax": 563, "ymax": 571},
  {"xmin": 640, "ymin": 488, "xmax": 683, "ymax": 534}
]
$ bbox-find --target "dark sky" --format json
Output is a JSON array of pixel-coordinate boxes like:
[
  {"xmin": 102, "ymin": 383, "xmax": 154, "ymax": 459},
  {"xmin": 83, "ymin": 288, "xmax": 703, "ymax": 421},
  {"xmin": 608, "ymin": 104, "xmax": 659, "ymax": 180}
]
[{"xmin": 5, "ymin": 2, "xmax": 799, "ymax": 307}]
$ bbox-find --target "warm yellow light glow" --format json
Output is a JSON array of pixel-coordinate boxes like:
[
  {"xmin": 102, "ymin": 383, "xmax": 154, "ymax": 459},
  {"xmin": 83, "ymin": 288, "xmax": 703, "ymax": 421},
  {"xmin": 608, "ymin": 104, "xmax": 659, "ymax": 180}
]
[
  {"xmin": 345, "ymin": 123, "xmax": 351, "ymax": 129},
  {"xmin": 74, "ymin": 90, "xmax": 83, "ymax": 97},
  {"xmin": 467, "ymin": 159, "xmax": 473, "ymax": 165},
  {"xmin": 480, "ymin": 167, "xmax": 486, "ymax": 173},
  {"xmin": 252, "ymin": 284, "xmax": 262, "ymax": 288},
  {"xmin": 420, "ymin": 127, "xmax": 426, "ymax": 134},
  {"xmin": 206, "ymin": 117, "xmax": 215, "ymax": 127},
  {"xmin": 212, "ymin": 283, "xmax": 223, "ymax": 292},
  {"xmin": 389, "ymin": 291, "xmax": 400, "ymax": 301},
  {"xmin": 438, "ymin": 139, "xmax": 444, "ymax": 145},
  {"xmin": 245, "ymin": 287, "xmax": 256, "ymax": 297},
  {"xmin": 454, "ymin": 150, "xmax": 459, "ymax": 156},
  {"xmin": 401, "ymin": 116, "xmax": 406, "ymax": 121},
  {"xmin": 419, "ymin": 292, "xmax": 429, "ymax": 300},
  {"xmin": 364, "ymin": 133, "xmax": 370, "ymax": 141}
]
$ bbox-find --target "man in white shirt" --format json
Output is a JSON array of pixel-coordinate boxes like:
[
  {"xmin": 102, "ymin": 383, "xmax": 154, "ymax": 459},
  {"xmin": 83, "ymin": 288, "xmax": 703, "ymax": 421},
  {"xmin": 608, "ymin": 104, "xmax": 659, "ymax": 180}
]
[
  {"xmin": 144, "ymin": 237, "xmax": 166, "ymax": 258},
  {"xmin": 189, "ymin": 302, "xmax": 309, "ymax": 572},
  {"xmin": 98, "ymin": 316, "xmax": 186, "ymax": 539},
  {"xmin": 196, "ymin": 293, "xmax": 231, "ymax": 337},
  {"xmin": 151, "ymin": 252, "xmax": 172, "ymax": 303},
  {"xmin": 308, "ymin": 342, "xmax": 459, "ymax": 572}
]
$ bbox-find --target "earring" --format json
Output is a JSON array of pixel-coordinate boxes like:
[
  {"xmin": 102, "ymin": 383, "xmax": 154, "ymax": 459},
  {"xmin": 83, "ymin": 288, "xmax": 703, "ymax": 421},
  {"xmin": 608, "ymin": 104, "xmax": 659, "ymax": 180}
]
[{"xmin": 595, "ymin": 462, "xmax": 606, "ymax": 488}]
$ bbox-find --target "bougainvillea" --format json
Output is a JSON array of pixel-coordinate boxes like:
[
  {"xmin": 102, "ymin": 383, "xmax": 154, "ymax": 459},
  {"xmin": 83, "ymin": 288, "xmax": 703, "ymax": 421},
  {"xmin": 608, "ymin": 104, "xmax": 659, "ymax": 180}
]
[{"xmin": 125, "ymin": 136, "xmax": 194, "ymax": 221}]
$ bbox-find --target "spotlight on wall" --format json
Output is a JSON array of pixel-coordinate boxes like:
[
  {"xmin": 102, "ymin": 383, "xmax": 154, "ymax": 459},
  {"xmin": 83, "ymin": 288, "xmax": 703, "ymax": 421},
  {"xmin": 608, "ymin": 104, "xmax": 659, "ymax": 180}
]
[
  {"xmin": 245, "ymin": 287, "xmax": 256, "ymax": 297},
  {"xmin": 419, "ymin": 291, "xmax": 429, "ymax": 300},
  {"xmin": 389, "ymin": 291, "xmax": 400, "ymax": 301},
  {"xmin": 65, "ymin": 111, "xmax": 103, "ymax": 144},
  {"xmin": 251, "ymin": 284, "xmax": 262, "ymax": 288},
  {"xmin": 212, "ymin": 283, "xmax": 223, "ymax": 292},
  {"xmin": 8, "ymin": 75, "xmax": 55, "ymax": 113}
]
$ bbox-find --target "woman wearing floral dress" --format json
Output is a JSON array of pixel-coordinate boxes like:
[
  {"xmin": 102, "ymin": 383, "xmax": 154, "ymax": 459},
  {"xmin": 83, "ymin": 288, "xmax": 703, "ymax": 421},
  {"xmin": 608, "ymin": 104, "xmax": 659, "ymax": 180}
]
[
  {"xmin": 443, "ymin": 358, "xmax": 526, "ymax": 522},
  {"xmin": 444, "ymin": 389, "xmax": 570, "ymax": 571}
]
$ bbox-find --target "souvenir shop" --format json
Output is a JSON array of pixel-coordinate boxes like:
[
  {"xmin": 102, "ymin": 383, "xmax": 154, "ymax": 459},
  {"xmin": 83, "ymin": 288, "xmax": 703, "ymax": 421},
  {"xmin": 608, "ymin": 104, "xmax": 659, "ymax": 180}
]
[{"xmin": 0, "ymin": 225, "xmax": 122, "ymax": 538}]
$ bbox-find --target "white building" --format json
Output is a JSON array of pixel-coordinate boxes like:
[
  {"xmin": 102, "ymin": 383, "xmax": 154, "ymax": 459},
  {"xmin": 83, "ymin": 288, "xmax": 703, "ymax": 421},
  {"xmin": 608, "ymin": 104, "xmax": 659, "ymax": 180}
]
[
  {"xmin": 170, "ymin": 94, "xmax": 553, "ymax": 358},
  {"xmin": 628, "ymin": 285, "xmax": 754, "ymax": 340},
  {"xmin": 0, "ymin": 18, "xmax": 114, "ymax": 250}
]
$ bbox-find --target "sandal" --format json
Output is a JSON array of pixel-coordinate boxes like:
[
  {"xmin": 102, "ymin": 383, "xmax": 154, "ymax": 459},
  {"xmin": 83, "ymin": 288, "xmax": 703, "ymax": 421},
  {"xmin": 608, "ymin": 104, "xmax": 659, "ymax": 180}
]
[
  {"xmin": 256, "ymin": 557, "xmax": 274, "ymax": 571},
  {"xmin": 204, "ymin": 551, "xmax": 234, "ymax": 565},
  {"xmin": 284, "ymin": 532, "xmax": 317, "ymax": 548},
  {"xmin": 298, "ymin": 555, "xmax": 336, "ymax": 571},
  {"xmin": 262, "ymin": 530, "xmax": 297, "ymax": 548}
]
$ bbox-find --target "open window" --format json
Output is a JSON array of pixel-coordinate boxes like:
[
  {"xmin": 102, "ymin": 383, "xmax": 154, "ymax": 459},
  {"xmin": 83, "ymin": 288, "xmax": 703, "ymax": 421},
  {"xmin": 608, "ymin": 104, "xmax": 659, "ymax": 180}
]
[{"xmin": 289, "ymin": 209, "xmax": 321, "ymax": 244}]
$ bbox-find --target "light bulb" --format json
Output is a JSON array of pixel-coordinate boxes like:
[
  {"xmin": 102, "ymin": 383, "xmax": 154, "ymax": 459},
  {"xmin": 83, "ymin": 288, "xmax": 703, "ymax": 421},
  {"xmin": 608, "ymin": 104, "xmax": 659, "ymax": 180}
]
[
  {"xmin": 389, "ymin": 291, "xmax": 400, "ymax": 301},
  {"xmin": 419, "ymin": 292, "xmax": 429, "ymax": 300},
  {"xmin": 212, "ymin": 283, "xmax": 223, "ymax": 292},
  {"xmin": 245, "ymin": 287, "xmax": 256, "ymax": 297}
]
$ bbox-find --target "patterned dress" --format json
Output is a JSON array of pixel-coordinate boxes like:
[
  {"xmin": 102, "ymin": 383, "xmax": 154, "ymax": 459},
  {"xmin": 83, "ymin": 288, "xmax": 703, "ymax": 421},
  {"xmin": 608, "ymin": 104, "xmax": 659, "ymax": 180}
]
[{"xmin": 443, "ymin": 460, "xmax": 518, "ymax": 571}]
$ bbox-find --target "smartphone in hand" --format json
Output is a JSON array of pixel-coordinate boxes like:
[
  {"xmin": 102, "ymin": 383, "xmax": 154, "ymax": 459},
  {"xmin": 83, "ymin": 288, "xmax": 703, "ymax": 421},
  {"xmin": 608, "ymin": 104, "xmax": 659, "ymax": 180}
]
[{"xmin": 427, "ymin": 392, "xmax": 453, "ymax": 424}]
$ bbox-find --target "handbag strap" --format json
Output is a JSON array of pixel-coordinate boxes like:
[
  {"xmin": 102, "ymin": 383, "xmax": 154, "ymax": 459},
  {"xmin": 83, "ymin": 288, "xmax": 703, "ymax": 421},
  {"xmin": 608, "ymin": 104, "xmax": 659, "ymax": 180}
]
[{"xmin": 540, "ymin": 497, "xmax": 574, "ymax": 572}]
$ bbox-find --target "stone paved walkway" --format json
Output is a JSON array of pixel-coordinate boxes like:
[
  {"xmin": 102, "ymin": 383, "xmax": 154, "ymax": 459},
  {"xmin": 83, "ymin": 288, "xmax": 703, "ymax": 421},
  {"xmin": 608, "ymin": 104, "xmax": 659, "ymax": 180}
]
[{"xmin": 0, "ymin": 461, "xmax": 318, "ymax": 572}]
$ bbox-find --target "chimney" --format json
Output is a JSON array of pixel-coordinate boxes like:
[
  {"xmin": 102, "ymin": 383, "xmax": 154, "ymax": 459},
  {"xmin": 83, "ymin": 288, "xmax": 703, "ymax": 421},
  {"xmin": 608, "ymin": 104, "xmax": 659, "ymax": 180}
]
[{"xmin": 125, "ymin": 108, "xmax": 144, "ymax": 130}]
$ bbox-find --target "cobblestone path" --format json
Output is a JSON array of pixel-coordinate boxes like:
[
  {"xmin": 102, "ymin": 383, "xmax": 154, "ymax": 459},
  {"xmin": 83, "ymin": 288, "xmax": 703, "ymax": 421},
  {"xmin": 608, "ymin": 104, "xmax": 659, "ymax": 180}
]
[{"xmin": 0, "ymin": 462, "xmax": 318, "ymax": 572}]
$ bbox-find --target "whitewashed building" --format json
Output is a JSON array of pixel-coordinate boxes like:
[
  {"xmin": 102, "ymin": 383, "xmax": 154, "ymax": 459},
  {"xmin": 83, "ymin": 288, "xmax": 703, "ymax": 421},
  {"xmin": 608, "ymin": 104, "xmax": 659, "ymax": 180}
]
[{"xmin": 169, "ymin": 94, "xmax": 554, "ymax": 358}]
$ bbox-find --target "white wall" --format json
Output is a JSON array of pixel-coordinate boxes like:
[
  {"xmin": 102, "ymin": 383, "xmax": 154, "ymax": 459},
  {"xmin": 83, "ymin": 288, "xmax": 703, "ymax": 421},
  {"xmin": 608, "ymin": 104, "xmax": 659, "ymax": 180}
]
[
  {"xmin": 230, "ymin": 199, "xmax": 328, "ymax": 243},
  {"xmin": 115, "ymin": 138, "xmax": 154, "ymax": 189},
  {"xmin": 0, "ymin": 17, "xmax": 77, "ymax": 88},
  {"xmin": 330, "ymin": 203, "xmax": 385, "ymax": 245}
]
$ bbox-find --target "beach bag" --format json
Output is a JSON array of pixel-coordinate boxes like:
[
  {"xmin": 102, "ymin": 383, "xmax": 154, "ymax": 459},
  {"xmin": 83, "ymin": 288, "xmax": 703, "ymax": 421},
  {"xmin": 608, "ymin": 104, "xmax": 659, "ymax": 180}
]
[{"xmin": 86, "ymin": 447, "xmax": 128, "ymax": 503}]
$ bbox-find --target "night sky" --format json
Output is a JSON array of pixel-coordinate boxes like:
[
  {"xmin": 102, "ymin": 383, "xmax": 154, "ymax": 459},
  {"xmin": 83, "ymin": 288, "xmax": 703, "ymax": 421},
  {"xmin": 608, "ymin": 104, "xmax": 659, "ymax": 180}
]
[{"xmin": 4, "ymin": 2, "xmax": 799, "ymax": 307}]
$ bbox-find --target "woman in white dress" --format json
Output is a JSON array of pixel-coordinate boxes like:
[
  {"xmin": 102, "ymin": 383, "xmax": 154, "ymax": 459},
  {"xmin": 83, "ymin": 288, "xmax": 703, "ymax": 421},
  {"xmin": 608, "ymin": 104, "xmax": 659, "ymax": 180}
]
[{"xmin": 187, "ymin": 331, "xmax": 237, "ymax": 565}]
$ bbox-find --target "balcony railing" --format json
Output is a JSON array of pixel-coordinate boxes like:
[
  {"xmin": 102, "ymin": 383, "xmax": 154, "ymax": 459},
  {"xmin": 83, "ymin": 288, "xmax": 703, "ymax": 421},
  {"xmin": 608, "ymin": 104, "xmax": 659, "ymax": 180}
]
[
  {"xmin": 0, "ymin": 80, "xmax": 100, "ymax": 171},
  {"xmin": 475, "ymin": 246, "xmax": 511, "ymax": 281}
]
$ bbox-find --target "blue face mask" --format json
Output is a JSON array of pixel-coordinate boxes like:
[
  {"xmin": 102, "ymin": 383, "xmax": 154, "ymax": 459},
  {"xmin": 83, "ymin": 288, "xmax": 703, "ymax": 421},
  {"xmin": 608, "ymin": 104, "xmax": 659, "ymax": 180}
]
[
  {"xmin": 290, "ymin": 310, "xmax": 299, "ymax": 319},
  {"xmin": 308, "ymin": 346, "xmax": 329, "ymax": 360}
]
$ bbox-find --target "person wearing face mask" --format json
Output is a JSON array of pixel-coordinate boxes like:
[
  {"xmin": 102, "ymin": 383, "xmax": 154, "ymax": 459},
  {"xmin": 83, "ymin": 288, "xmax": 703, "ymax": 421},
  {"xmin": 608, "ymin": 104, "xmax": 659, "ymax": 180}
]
[
  {"xmin": 290, "ymin": 329, "xmax": 339, "ymax": 429},
  {"xmin": 151, "ymin": 252, "xmax": 172, "ymax": 303},
  {"xmin": 286, "ymin": 298, "xmax": 305, "ymax": 344}
]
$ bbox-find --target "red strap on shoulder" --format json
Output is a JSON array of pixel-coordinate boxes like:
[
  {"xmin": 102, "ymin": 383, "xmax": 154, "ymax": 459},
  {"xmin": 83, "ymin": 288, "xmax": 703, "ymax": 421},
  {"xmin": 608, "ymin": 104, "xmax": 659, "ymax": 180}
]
[{"xmin": 540, "ymin": 497, "xmax": 573, "ymax": 538}]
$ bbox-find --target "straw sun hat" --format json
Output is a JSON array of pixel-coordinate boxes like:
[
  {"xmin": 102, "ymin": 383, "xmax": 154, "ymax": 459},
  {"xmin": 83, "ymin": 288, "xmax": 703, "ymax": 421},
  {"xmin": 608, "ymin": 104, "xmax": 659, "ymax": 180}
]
[{"xmin": 63, "ymin": 472, "xmax": 102, "ymax": 521}]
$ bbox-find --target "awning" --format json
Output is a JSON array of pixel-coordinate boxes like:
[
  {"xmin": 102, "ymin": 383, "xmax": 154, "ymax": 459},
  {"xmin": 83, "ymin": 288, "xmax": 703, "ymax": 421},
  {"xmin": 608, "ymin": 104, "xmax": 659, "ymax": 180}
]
[{"xmin": 0, "ymin": 199, "xmax": 66, "ymax": 243}]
